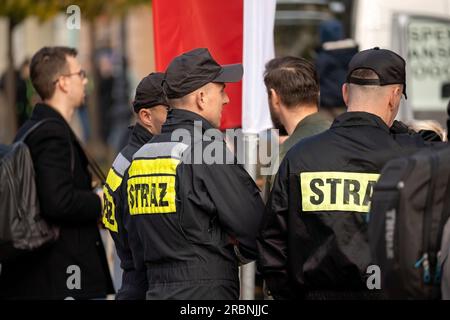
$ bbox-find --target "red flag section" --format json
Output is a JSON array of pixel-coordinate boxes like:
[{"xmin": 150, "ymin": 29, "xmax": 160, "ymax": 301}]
[{"xmin": 153, "ymin": 0, "xmax": 243, "ymax": 129}]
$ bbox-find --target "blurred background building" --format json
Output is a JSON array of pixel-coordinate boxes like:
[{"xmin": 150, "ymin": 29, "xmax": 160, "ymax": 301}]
[
  {"xmin": 0, "ymin": 2, "xmax": 155, "ymax": 155},
  {"xmin": 2, "ymin": 0, "xmax": 450, "ymax": 147}
]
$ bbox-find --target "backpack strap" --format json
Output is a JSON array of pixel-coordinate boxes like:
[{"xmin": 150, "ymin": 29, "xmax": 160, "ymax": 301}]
[
  {"xmin": 20, "ymin": 118, "xmax": 75, "ymax": 175},
  {"xmin": 80, "ymin": 143, "xmax": 106, "ymax": 185},
  {"xmin": 437, "ymin": 152, "xmax": 450, "ymax": 248},
  {"xmin": 20, "ymin": 118, "xmax": 106, "ymax": 185},
  {"xmin": 68, "ymin": 133, "xmax": 106, "ymax": 185}
]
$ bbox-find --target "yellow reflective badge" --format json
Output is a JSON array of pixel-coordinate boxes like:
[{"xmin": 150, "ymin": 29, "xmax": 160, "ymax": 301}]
[
  {"xmin": 129, "ymin": 158, "xmax": 180, "ymax": 176},
  {"xmin": 300, "ymin": 172, "xmax": 380, "ymax": 213},
  {"xmin": 102, "ymin": 186, "xmax": 118, "ymax": 232},
  {"xmin": 127, "ymin": 158, "xmax": 178, "ymax": 215}
]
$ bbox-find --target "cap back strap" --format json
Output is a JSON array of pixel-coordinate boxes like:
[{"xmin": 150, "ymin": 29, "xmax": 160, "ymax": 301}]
[{"xmin": 347, "ymin": 77, "xmax": 381, "ymax": 86}]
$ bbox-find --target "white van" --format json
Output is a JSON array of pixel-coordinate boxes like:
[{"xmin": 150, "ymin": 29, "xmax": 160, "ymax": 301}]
[{"xmin": 354, "ymin": 0, "xmax": 450, "ymax": 125}]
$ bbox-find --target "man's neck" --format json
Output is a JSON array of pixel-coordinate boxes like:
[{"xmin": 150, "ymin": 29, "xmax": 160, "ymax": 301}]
[
  {"xmin": 282, "ymin": 105, "xmax": 318, "ymax": 136},
  {"xmin": 347, "ymin": 105, "xmax": 389, "ymax": 126},
  {"xmin": 136, "ymin": 119, "xmax": 154, "ymax": 135},
  {"xmin": 43, "ymin": 98, "xmax": 73, "ymax": 123}
]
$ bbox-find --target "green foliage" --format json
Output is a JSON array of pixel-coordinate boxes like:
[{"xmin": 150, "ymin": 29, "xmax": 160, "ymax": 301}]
[
  {"xmin": 0, "ymin": 0, "xmax": 151, "ymax": 23},
  {"xmin": 72, "ymin": 0, "xmax": 151, "ymax": 19},
  {"xmin": 0, "ymin": 0, "xmax": 61, "ymax": 24}
]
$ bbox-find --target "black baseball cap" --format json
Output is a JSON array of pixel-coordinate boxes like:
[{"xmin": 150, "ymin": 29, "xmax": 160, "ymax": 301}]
[
  {"xmin": 163, "ymin": 48, "xmax": 243, "ymax": 99},
  {"xmin": 133, "ymin": 72, "xmax": 169, "ymax": 112},
  {"xmin": 347, "ymin": 47, "xmax": 407, "ymax": 99}
]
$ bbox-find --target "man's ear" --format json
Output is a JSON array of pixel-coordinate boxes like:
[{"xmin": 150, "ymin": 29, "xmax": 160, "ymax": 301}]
[
  {"xmin": 56, "ymin": 76, "xmax": 69, "ymax": 94},
  {"xmin": 342, "ymin": 83, "xmax": 349, "ymax": 106},
  {"xmin": 270, "ymin": 89, "xmax": 281, "ymax": 109},
  {"xmin": 138, "ymin": 108, "xmax": 152, "ymax": 127},
  {"xmin": 196, "ymin": 89, "xmax": 207, "ymax": 111},
  {"xmin": 389, "ymin": 86, "xmax": 402, "ymax": 111},
  {"xmin": 397, "ymin": 85, "xmax": 403, "ymax": 100}
]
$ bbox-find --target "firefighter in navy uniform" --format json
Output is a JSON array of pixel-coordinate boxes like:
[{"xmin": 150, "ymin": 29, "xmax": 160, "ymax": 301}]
[
  {"xmin": 126, "ymin": 48, "xmax": 265, "ymax": 300},
  {"xmin": 102, "ymin": 72, "xmax": 169, "ymax": 299},
  {"xmin": 258, "ymin": 48, "xmax": 425, "ymax": 300}
]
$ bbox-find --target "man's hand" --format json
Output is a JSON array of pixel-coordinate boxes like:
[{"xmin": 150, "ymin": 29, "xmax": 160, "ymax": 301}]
[
  {"xmin": 95, "ymin": 186, "xmax": 104, "ymax": 210},
  {"xmin": 95, "ymin": 186, "xmax": 106, "ymax": 228}
]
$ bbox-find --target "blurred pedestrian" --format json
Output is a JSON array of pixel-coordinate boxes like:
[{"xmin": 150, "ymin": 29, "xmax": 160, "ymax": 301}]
[
  {"xmin": 98, "ymin": 53, "xmax": 115, "ymax": 144},
  {"xmin": 0, "ymin": 58, "xmax": 36, "ymax": 127},
  {"xmin": 316, "ymin": 19, "xmax": 358, "ymax": 118},
  {"xmin": 408, "ymin": 120, "xmax": 447, "ymax": 142}
]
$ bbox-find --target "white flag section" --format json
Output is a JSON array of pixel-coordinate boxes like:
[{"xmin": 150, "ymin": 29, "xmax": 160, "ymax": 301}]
[{"xmin": 242, "ymin": 0, "xmax": 277, "ymax": 134}]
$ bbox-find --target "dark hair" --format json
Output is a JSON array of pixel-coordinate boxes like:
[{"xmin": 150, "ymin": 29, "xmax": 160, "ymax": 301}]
[
  {"xmin": 264, "ymin": 56, "xmax": 319, "ymax": 108},
  {"xmin": 30, "ymin": 46, "xmax": 78, "ymax": 100}
]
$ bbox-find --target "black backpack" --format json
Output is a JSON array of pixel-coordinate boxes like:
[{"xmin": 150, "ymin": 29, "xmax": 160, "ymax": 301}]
[
  {"xmin": 441, "ymin": 217, "xmax": 450, "ymax": 299},
  {"xmin": 369, "ymin": 145, "xmax": 450, "ymax": 299},
  {"xmin": 0, "ymin": 119, "xmax": 73, "ymax": 262}
]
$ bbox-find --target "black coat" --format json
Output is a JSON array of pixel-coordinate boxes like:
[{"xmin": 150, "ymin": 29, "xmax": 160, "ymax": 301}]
[
  {"xmin": 103, "ymin": 123, "xmax": 153, "ymax": 299},
  {"xmin": 128, "ymin": 109, "xmax": 265, "ymax": 299},
  {"xmin": 258, "ymin": 112, "xmax": 425, "ymax": 299},
  {"xmin": 0, "ymin": 103, "xmax": 114, "ymax": 299}
]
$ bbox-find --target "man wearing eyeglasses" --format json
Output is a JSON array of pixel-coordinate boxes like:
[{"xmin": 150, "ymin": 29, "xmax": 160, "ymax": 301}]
[{"xmin": 0, "ymin": 47, "xmax": 114, "ymax": 299}]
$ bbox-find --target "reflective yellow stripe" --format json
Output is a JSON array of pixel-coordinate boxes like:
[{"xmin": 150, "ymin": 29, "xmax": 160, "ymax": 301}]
[
  {"xmin": 128, "ymin": 158, "xmax": 180, "ymax": 177},
  {"xmin": 102, "ymin": 186, "xmax": 118, "ymax": 232},
  {"xmin": 106, "ymin": 169, "xmax": 123, "ymax": 192},
  {"xmin": 300, "ymin": 172, "xmax": 380, "ymax": 213}
]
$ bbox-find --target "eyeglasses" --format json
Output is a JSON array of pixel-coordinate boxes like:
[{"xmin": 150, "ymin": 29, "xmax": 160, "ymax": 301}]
[{"xmin": 53, "ymin": 69, "xmax": 87, "ymax": 84}]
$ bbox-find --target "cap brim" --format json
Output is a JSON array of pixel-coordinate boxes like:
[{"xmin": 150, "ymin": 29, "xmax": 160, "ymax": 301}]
[{"xmin": 213, "ymin": 64, "xmax": 243, "ymax": 83}]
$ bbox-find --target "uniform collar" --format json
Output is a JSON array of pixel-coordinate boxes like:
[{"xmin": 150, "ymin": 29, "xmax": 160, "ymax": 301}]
[
  {"xmin": 130, "ymin": 122, "xmax": 153, "ymax": 146},
  {"xmin": 162, "ymin": 109, "xmax": 216, "ymax": 133},
  {"xmin": 331, "ymin": 112, "xmax": 390, "ymax": 133},
  {"xmin": 292, "ymin": 112, "xmax": 331, "ymax": 134}
]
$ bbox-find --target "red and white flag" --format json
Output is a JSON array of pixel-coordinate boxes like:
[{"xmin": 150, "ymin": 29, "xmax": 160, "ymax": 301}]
[{"xmin": 153, "ymin": 0, "xmax": 276, "ymax": 133}]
